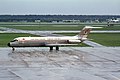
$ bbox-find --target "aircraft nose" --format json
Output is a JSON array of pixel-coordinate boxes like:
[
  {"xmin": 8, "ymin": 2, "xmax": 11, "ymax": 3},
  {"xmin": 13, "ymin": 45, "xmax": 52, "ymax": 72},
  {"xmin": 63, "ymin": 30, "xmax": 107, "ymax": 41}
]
[{"xmin": 7, "ymin": 43, "xmax": 10, "ymax": 47}]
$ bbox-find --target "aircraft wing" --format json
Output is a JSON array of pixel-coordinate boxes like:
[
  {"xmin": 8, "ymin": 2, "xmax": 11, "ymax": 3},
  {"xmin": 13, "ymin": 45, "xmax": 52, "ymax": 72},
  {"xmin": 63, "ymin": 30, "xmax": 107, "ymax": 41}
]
[{"xmin": 46, "ymin": 44, "xmax": 78, "ymax": 46}]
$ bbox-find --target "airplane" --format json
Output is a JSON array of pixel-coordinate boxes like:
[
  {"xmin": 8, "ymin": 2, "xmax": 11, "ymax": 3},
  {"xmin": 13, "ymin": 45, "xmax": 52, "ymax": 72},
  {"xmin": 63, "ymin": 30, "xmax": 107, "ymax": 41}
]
[
  {"xmin": 110, "ymin": 19, "xmax": 119, "ymax": 23},
  {"xmin": 7, "ymin": 26, "xmax": 101, "ymax": 51}
]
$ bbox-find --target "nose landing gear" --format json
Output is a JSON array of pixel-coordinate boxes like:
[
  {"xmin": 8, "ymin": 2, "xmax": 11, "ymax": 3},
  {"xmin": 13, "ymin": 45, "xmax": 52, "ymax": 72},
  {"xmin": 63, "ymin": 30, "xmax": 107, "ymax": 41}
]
[{"xmin": 12, "ymin": 47, "xmax": 15, "ymax": 51}]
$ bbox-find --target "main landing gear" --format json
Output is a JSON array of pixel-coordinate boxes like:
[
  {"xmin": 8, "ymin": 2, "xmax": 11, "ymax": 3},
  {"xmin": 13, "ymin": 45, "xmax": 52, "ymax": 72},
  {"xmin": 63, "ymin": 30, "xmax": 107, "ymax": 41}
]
[
  {"xmin": 49, "ymin": 46, "xmax": 59, "ymax": 51},
  {"xmin": 56, "ymin": 46, "xmax": 59, "ymax": 51}
]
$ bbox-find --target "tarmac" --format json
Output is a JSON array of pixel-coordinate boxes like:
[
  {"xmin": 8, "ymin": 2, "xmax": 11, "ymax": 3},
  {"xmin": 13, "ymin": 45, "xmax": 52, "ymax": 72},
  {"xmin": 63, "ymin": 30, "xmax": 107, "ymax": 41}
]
[
  {"xmin": 0, "ymin": 26, "xmax": 120, "ymax": 80},
  {"xmin": 0, "ymin": 47, "xmax": 120, "ymax": 80}
]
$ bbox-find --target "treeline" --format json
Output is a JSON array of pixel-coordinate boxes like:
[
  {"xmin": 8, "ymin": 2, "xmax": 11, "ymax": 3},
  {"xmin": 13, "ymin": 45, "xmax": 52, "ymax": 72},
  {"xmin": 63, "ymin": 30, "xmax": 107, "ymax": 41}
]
[{"xmin": 0, "ymin": 15, "xmax": 120, "ymax": 22}]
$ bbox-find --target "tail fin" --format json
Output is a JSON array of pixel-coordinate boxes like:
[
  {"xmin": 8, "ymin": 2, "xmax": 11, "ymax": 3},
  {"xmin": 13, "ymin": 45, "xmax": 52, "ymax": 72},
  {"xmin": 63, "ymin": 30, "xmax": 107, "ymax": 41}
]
[{"xmin": 79, "ymin": 26, "xmax": 102, "ymax": 40}]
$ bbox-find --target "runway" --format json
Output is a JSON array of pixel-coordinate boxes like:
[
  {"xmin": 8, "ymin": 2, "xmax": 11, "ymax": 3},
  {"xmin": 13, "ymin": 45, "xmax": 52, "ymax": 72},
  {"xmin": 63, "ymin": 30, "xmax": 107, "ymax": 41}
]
[{"xmin": 0, "ymin": 47, "xmax": 120, "ymax": 80}]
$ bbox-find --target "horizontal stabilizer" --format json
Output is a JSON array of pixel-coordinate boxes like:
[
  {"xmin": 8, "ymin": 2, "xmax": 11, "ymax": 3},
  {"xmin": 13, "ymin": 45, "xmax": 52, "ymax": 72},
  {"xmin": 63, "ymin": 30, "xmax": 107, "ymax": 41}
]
[{"xmin": 84, "ymin": 26, "xmax": 102, "ymax": 29}]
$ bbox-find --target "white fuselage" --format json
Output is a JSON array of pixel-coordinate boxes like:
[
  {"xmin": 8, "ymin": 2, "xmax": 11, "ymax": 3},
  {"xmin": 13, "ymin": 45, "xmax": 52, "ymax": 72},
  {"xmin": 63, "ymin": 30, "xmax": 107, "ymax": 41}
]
[{"xmin": 8, "ymin": 36, "xmax": 82, "ymax": 47}]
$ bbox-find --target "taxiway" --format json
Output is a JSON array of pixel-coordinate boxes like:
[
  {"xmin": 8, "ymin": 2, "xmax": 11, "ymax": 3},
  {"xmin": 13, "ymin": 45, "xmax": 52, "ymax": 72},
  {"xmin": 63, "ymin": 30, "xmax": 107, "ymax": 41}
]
[{"xmin": 0, "ymin": 47, "xmax": 120, "ymax": 80}]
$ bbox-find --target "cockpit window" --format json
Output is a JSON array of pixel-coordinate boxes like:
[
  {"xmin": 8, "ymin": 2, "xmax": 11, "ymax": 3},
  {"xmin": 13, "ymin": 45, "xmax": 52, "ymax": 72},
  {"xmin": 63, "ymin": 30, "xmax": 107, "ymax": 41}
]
[{"xmin": 10, "ymin": 39, "xmax": 18, "ymax": 42}]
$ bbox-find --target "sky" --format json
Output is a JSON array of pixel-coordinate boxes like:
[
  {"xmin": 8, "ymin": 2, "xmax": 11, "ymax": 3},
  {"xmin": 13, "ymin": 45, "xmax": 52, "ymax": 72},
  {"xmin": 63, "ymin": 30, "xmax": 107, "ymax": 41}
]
[{"xmin": 0, "ymin": 0, "xmax": 120, "ymax": 15}]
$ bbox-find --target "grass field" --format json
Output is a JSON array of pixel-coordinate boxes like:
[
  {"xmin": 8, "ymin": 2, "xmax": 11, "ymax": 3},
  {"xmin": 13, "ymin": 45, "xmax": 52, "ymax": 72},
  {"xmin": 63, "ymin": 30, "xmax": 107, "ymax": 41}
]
[
  {"xmin": 1, "ymin": 25, "xmax": 120, "ymax": 31},
  {"xmin": 55, "ymin": 33, "xmax": 120, "ymax": 46},
  {"xmin": 0, "ymin": 22, "xmax": 120, "ymax": 31},
  {"xmin": 1, "ymin": 25, "xmax": 82, "ymax": 31},
  {"xmin": 0, "ymin": 33, "xmax": 120, "ymax": 47},
  {"xmin": 89, "ymin": 33, "xmax": 120, "ymax": 46}
]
